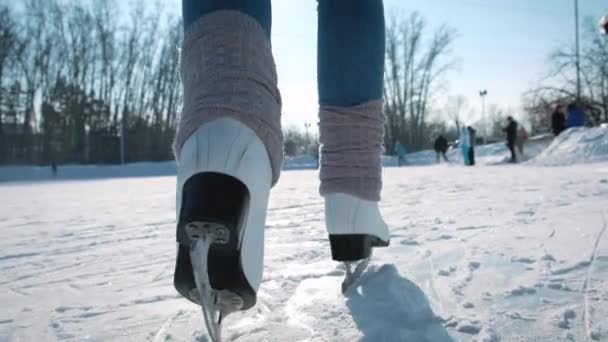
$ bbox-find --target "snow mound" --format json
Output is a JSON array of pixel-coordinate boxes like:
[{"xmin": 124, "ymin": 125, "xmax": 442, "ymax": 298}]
[
  {"xmin": 0, "ymin": 156, "xmax": 320, "ymax": 183},
  {"xmin": 529, "ymin": 127, "xmax": 608, "ymax": 166},
  {"xmin": 283, "ymin": 155, "xmax": 318, "ymax": 170},
  {"xmin": 0, "ymin": 161, "xmax": 177, "ymax": 183}
]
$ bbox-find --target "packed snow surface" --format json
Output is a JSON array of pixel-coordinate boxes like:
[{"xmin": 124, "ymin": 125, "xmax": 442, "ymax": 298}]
[
  {"xmin": 2, "ymin": 162, "xmax": 608, "ymax": 341},
  {"xmin": 1, "ymin": 126, "xmax": 608, "ymax": 341}
]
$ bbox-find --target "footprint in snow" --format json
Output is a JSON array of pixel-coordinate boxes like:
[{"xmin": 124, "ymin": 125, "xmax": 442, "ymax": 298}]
[
  {"xmin": 557, "ymin": 309, "xmax": 576, "ymax": 329},
  {"xmin": 541, "ymin": 254, "xmax": 556, "ymax": 262},
  {"xmin": 505, "ymin": 285, "xmax": 536, "ymax": 297},
  {"xmin": 400, "ymin": 239, "xmax": 420, "ymax": 246},
  {"xmin": 456, "ymin": 321, "xmax": 481, "ymax": 335},
  {"xmin": 515, "ymin": 210, "xmax": 535, "ymax": 216},
  {"xmin": 468, "ymin": 261, "xmax": 481, "ymax": 270},
  {"xmin": 511, "ymin": 256, "xmax": 536, "ymax": 264},
  {"xmin": 438, "ymin": 266, "xmax": 457, "ymax": 277}
]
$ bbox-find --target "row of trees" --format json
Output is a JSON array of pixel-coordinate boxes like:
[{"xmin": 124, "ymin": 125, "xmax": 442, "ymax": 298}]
[
  {"xmin": 3, "ymin": 2, "xmax": 604, "ymax": 165},
  {"xmin": 0, "ymin": 2, "xmax": 464, "ymax": 164},
  {"xmin": 0, "ymin": 0, "xmax": 183, "ymax": 165}
]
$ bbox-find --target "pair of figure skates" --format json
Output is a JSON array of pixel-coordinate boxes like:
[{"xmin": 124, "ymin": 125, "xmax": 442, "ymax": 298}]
[{"xmin": 173, "ymin": 119, "xmax": 389, "ymax": 341}]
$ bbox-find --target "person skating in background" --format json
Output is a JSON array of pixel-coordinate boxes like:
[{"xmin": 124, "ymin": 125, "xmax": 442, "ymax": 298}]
[
  {"xmin": 516, "ymin": 125, "xmax": 528, "ymax": 157},
  {"xmin": 395, "ymin": 140, "xmax": 407, "ymax": 166},
  {"xmin": 459, "ymin": 126, "xmax": 470, "ymax": 166},
  {"xmin": 504, "ymin": 116, "xmax": 518, "ymax": 163},
  {"xmin": 434, "ymin": 135, "xmax": 449, "ymax": 163},
  {"xmin": 551, "ymin": 105, "xmax": 566, "ymax": 136},
  {"xmin": 467, "ymin": 126, "xmax": 476, "ymax": 166},
  {"xmin": 174, "ymin": 1, "xmax": 390, "ymax": 339},
  {"xmin": 565, "ymin": 102, "xmax": 586, "ymax": 128},
  {"xmin": 51, "ymin": 161, "xmax": 58, "ymax": 177}
]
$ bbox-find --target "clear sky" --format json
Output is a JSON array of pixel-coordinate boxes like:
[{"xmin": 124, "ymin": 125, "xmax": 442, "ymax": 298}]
[
  {"xmin": 145, "ymin": 0, "xmax": 607, "ymax": 131},
  {"xmin": 262, "ymin": 0, "xmax": 607, "ymax": 131}
]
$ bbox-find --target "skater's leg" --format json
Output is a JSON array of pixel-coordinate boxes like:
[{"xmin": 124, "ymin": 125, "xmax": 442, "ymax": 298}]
[
  {"xmin": 517, "ymin": 140, "xmax": 524, "ymax": 156},
  {"xmin": 183, "ymin": 0, "xmax": 271, "ymax": 37},
  {"xmin": 508, "ymin": 142, "xmax": 516, "ymax": 162},
  {"xmin": 176, "ymin": 0, "xmax": 281, "ymax": 182},
  {"xmin": 462, "ymin": 146, "xmax": 469, "ymax": 165},
  {"xmin": 317, "ymin": 0, "xmax": 389, "ymax": 263},
  {"xmin": 317, "ymin": 0, "xmax": 385, "ymax": 200},
  {"xmin": 174, "ymin": 0, "xmax": 282, "ymax": 327},
  {"xmin": 468, "ymin": 147, "xmax": 475, "ymax": 166}
]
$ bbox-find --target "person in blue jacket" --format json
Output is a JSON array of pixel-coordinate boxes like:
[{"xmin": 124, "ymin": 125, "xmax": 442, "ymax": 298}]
[
  {"xmin": 395, "ymin": 140, "xmax": 407, "ymax": 166},
  {"xmin": 565, "ymin": 103, "xmax": 586, "ymax": 128},
  {"xmin": 459, "ymin": 127, "xmax": 470, "ymax": 165}
]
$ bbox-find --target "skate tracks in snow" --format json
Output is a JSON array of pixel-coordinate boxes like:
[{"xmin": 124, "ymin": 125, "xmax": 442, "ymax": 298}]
[{"xmin": 1, "ymin": 164, "xmax": 608, "ymax": 341}]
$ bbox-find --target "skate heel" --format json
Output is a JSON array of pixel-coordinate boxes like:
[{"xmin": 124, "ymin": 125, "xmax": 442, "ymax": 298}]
[
  {"xmin": 329, "ymin": 235, "xmax": 389, "ymax": 261},
  {"xmin": 325, "ymin": 193, "xmax": 390, "ymax": 262},
  {"xmin": 174, "ymin": 172, "xmax": 257, "ymax": 311}
]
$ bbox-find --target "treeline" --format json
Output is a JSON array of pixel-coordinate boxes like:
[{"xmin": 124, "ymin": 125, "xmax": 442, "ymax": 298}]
[
  {"xmin": 0, "ymin": 2, "xmax": 462, "ymax": 166},
  {"xmin": 0, "ymin": 0, "xmax": 183, "ymax": 165}
]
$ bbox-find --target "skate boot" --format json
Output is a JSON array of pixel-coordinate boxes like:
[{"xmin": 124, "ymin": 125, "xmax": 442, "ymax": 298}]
[
  {"xmin": 325, "ymin": 193, "xmax": 390, "ymax": 292},
  {"xmin": 174, "ymin": 118, "xmax": 271, "ymax": 341}
]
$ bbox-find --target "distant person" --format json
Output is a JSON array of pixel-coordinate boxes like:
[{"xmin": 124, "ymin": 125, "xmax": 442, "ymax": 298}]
[
  {"xmin": 565, "ymin": 103, "xmax": 586, "ymax": 128},
  {"xmin": 516, "ymin": 125, "xmax": 528, "ymax": 157},
  {"xmin": 459, "ymin": 127, "xmax": 470, "ymax": 165},
  {"xmin": 551, "ymin": 105, "xmax": 566, "ymax": 136},
  {"xmin": 434, "ymin": 135, "xmax": 449, "ymax": 163},
  {"xmin": 504, "ymin": 116, "xmax": 518, "ymax": 163},
  {"xmin": 467, "ymin": 126, "xmax": 476, "ymax": 166},
  {"xmin": 51, "ymin": 161, "xmax": 58, "ymax": 176},
  {"xmin": 395, "ymin": 140, "xmax": 407, "ymax": 166}
]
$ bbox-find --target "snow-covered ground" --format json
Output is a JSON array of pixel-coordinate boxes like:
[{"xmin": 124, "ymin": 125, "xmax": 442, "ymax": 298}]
[{"xmin": 1, "ymin": 127, "xmax": 608, "ymax": 341}]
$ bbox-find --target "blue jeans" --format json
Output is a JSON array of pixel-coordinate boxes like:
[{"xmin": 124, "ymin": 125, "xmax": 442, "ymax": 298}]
[{"xmin": 182, "ymin": 0, "xmax": 385, "ymax": 107}]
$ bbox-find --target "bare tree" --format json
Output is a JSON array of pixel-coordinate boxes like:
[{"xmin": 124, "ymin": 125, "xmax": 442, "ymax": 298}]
[
  {"xmin": 444, "ymin": 95, "xmax": 468, "ymax": 133},
  {"xmin": 1, "ymin": 0, "xmax": 184, "ymax": 165},
  {"xmin": 384, "ymin": 10, "xmax": 458, "ymax": 152},
  {"xmin": 0, "ymin": 6, "xmax": 19, "ymax": 161},
  {"xmin": 525, "ymin": 16, "xmax": 608, "ymax": 127}
]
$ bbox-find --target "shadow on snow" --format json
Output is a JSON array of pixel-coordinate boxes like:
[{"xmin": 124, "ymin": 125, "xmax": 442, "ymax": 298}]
[{"xmin": 345, "ymin": 264, "xmax": 453, "ymax": 342}]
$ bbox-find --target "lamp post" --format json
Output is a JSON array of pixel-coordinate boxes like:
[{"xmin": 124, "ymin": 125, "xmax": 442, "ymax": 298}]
[
  {"xmin": 120, "ymin": 121, "xmax": 125, "ymax": 164},
  {"xmin": 479, "ymin": 90, "xmax": 488, "ymax": 139},
  {"xmin": 85, "ymin": 124, "xmax": 90, "ymax": 163},
  {"xmin": 574, "ymin": 0, "xmax": 581, "ymax": 101}
]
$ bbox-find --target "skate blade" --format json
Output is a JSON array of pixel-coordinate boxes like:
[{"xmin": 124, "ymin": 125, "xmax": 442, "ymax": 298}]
[
  {"xmin": 188, "ymin": 224, "xmax": 244, "ymax": 342},
  {"xmin": 341, "ymin": 257, "xmax": 371, "ymax": 294}
]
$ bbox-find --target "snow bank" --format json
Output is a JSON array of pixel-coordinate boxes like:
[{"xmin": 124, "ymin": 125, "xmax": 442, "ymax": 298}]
[
  {"xmin": 283, "ymin": 155, "xmax": 318, "ymax": 170},
  {"xmin": 0, "ymin": 156, "xmax": 321, "ymax": 183},
  {"xmin": 1, "ymin": 126, "xmax": 605, "ymax": 183},
  {"xmin": 529, "ymin": 126, "xmax": 608, "ymax": 166},
  {"xmin": 0, "ymin": 161, "xmax": 177, "ymax": 183}
]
